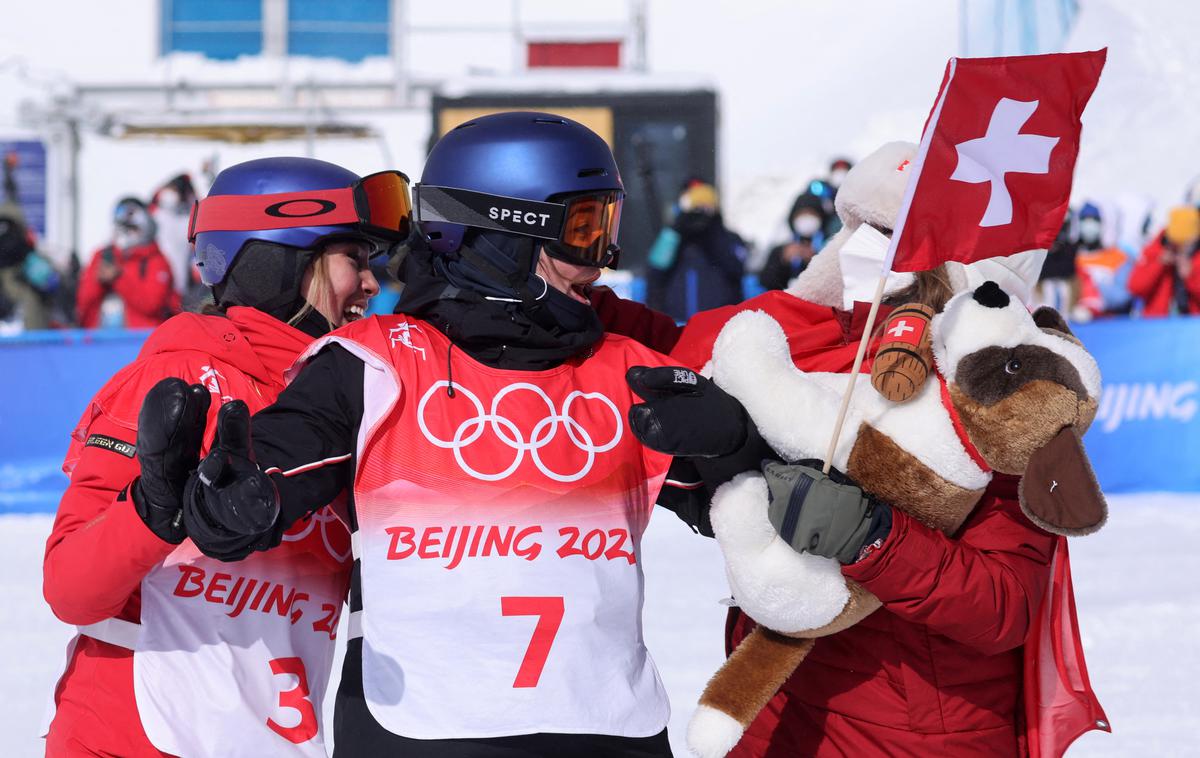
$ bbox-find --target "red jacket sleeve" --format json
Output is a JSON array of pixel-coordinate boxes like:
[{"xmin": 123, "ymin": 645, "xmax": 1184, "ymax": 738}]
[
  {"xmin": 112, "ymin": 245, "xmax": 177, "ymax": 324},
  {"xmin": 43, "ymin": 412, "xmax": 176, "ymax": 625},
  {"xmin": 590, "ymin": 285, "xmax": 683, "ymax": 354},
  {"xmin": 43, "ymin": 356, "xmax": 219, "ymax": 625},
  {"xmin": 1127, "ymin": 235, "xmax": 1168, "ymax": 301},
  {"xmin": 842, "ymin": 478, "xmax": 1055, "ymax": 656},
  {"xmin": 75, "ymin": 249, "xmax": 107, "ymax": 329}
]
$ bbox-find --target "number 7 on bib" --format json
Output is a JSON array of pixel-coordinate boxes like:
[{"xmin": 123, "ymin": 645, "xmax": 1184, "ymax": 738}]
[{"xmin": 501, "ymin": 596, "xmax": 565, "ymax": 688}]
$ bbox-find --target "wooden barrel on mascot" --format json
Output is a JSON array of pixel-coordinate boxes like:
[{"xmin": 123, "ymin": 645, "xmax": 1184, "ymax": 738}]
[{"xmin": 871, "ymin": 303, "xmax": 935, "ymax": 403}]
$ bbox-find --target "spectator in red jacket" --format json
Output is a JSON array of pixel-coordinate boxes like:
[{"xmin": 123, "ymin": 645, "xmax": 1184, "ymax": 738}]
[
  {"xmin": 1127, "ymin": 206, "xmax": 1200, "ymax": 317},
  {"xmin": 76, "ymin": 197, "xmax": 180, "ymax": 328}
]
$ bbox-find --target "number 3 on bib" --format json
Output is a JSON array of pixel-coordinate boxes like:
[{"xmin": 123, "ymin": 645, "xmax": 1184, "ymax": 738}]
[
  {"xmin": 266, "ymin": 657, "xmax": 319, "ymax": 743},
  {"xmin": 501, "ymin": 596, "xmax": 565, "ymax": 688}
]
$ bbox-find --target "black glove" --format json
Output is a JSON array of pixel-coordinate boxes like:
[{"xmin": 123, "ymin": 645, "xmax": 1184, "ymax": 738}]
[
  {"xmin": 132, "ymin": 378, "xmax": 211, "ymax": 544},
  {"xmin": 763, "ymin": 460, "xmax": 892, "ymax": 565},
  {"xmin": 182, "ymin": 400, "xmax": 281, "ymax": 558},
  {"xmin": 627, "ymin": 366, "xmax": 749, "ymax": 458}
]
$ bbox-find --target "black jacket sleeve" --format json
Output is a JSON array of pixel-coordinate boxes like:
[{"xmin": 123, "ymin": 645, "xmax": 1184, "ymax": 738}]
[
  {"xmin": 706, "ymin": 230, "xmax": 748, "ymax": 285},
  {"xmin": 250, "ymin": 344, "xmax": 365, "ymax": 542}
]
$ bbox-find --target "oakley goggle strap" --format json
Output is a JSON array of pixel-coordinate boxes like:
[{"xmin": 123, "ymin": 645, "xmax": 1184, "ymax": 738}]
[
  {"xmin": 189, "ymin": 171, "xmax": 412, "ymax": 243},
  {"xmin": 416, "ymin": 185, "xmax": 566, "ymax": 242}
]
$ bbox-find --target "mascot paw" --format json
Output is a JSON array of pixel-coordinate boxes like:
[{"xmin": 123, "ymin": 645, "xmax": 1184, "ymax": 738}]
[
  {"xmin": 711, "ymin": 473, "xmax": 780, "ymax": 554},
  {"xmin": 687, "ymin": 705, "xmax": 745, "ymax": 758},
  {"xmin": 712, "ymin": 473, "xmax": 850, "ymax": 634},
  {"xmin": 710, "ymin": 309, "xmax": 838, "ymax": 464},
  {"xmin": 711, "ymin": 311, "xmax": 791, "ymax": 398}
]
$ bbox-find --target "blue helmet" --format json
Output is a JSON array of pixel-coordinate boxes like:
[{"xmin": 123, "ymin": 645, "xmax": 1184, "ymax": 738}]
[
  {"xmin": 194, "ymin": 157, "xmax": 369, "ymax": 286},
  {"xmin": 416, "ymin": 111, "xmax": 624, "ymax": 266},
  {"xmin": 193, "ymin": 156, "xmax": 415, "ymax": 323}
]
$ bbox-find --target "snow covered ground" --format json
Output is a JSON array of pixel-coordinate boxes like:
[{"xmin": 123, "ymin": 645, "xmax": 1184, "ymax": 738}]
[{"xmin": 3, "ymin": 493, "xmax": 1197, "ymax": 756}]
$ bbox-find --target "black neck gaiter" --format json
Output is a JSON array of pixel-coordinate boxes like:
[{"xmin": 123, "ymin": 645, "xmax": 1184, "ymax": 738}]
[{"xmin": 394, "ymin": 240, "xmax": 603, "ymax": 371}]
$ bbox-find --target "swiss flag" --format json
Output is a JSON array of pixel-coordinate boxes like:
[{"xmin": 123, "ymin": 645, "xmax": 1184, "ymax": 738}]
[{"xmin": 887, "ymin": 50, "xmax": 1106, "ymax": 273}]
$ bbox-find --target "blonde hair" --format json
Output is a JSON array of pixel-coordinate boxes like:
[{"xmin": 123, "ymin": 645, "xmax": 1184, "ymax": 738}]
[{"xmin": 288, "ymin": 251, "xmax": 336, "ymax": 331}]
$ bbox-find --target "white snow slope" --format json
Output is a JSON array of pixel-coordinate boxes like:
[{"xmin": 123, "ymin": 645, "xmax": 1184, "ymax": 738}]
[{"xmin": 3, "ymin": 493, "xmax": 1197, "ymax": 756}]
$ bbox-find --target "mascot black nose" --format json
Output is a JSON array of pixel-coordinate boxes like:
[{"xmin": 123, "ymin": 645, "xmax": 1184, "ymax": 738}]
[{"xmin": 972, "ymin": 281, "xmax": 1010, "ymax": 308}]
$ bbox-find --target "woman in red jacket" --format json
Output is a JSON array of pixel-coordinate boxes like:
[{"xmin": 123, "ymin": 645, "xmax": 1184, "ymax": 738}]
[
  {"xmin": 42, "ymin": 157, "xmax": 412, "ymax": 757},
  {"xmin": 634, "ymin": 268, "xmax": 1106, "ymax": 757}
]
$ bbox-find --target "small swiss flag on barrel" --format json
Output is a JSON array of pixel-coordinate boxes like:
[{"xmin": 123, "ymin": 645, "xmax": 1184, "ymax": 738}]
[{"xmin": 871, "ymin": 304, "xmax": 936, "ymax": 402}]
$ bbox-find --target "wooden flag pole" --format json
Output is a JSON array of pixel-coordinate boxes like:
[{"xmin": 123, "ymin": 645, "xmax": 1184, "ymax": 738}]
[{"xmin": 820, "ymin": 272, "xmax": 889, "ymax": 475}]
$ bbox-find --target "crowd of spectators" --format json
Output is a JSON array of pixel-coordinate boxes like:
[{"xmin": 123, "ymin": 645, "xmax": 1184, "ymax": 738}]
[
  {"xmin": 1034, "ymin": 201, "xmax": 1200, "ymax": 320},
  {"xmin": 1, "ymin": 151, "xmax": 1198, "ymax": 333},
  {"xmin": 757, "ymin": 158, "xmax": 1200, "ymax": 324},
  {"xmin": 0, "ymin": 165, "xmax": 208, "ymax": 333}
]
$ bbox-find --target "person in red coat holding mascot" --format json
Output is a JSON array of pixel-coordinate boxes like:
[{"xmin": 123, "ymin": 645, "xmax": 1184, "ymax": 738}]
[
  {"xmin": 630, "ymin": 142, "xmax": 1108, "ymax": 758},
  {"xmin": 43, "ymin": 157, "xmax": 412, "ymax": 757}
]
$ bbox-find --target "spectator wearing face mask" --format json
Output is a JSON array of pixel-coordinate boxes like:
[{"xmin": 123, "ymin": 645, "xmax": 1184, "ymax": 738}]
[
  {"xmin": 1128, "ymin": 206, "xmax": 1200, "ymax": 317},
  {"xmin": 1073, "ymin": 202, "xmax": 1132, "ymax": 320},
  {"xmin": 759, "ymin": 191, "xmax": 827, "ymax": 291},
  {"xmin": 77, "ymin": 197, "xmax": 180, "ymax": 329},
  {"xmin": 828, "ymin": 157, "xmax": 852, "ymax": 190},
  {"xmin": 646, "ymin": 179, "xmax": 748, "ymax": 321}
]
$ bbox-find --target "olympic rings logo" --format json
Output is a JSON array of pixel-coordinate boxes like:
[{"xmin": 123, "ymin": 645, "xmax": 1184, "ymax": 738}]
[
  {"xmin": 282, "ymin": 505, "xmax": 352, "ymax": 564},
  {"xmin": 417, "ymin": 381, "xmax": 623, "ymax": 483}
]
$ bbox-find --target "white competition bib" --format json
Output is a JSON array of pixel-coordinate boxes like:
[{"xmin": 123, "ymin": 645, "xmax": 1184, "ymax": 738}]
[
  {"xmin": 355, "ymin": 499, "xmax": 669, "ymax": 739},
  {"xmin": 134, "ymin": 510, "xmax": 348, "ymax": 758}
]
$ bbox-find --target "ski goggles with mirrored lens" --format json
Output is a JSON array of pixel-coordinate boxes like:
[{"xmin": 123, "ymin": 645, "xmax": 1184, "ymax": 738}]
[
  {"xmin": 416, "ymin": 185, "xmax": 624, "ymax": 268},
  {"xmin": 188, "ymin": 170, "xmax": 412, "ymax": 244}
]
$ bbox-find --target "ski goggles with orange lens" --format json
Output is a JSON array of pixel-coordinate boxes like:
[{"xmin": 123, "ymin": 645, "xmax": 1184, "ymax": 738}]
[
  {"xmin": 188, "ymin": 170, "xmax": 412, "ymax": 244},
  {"xmin": 416, "ymin": 185, "xmax": 624, "ymax": 268}
]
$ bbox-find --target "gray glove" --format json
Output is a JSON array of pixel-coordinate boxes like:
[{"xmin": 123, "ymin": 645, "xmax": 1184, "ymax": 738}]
[{"xmin": 763, "ymin": 460, "xmax": 891, "ymax": 565}]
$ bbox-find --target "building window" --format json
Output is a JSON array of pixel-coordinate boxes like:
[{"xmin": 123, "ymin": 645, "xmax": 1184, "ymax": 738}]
[
  {"xmin": 161, "ymin": 0, "xmax": 264, "ymax": 60},
  {"xmin": 287, "ymin": 0, "xmax": 390, "ymax": 61}
]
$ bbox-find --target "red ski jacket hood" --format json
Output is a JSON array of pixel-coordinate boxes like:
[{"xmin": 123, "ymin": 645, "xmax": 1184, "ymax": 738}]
[{"xmin": 136, "ymin": 306, "xmax": 309, "ymax": 394}]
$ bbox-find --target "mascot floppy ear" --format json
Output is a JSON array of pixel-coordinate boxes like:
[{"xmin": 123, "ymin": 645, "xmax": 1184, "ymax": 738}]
[
  {"xmin": 1032, "ymin": 306, "xmax": 1074, "ymax": 337},
  {"xmin": 1020, "ymin": 428, "xmax": 1108, "ymax": 536}
]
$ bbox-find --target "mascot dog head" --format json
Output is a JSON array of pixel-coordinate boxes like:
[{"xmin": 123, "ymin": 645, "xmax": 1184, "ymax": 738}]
[{"xmin": 935, "ymin": 281, "xmax": 1105, "ymax": 535}]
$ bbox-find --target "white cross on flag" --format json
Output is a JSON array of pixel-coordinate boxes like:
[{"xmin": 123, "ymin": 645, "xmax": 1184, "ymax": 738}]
[
  {"xmin": 885, "ymin": 50, "xmax": 1106, "ymax": 273},
  {"xmin": 888, "ymin": 320, "xmax": 915, "ymax": 339}
]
